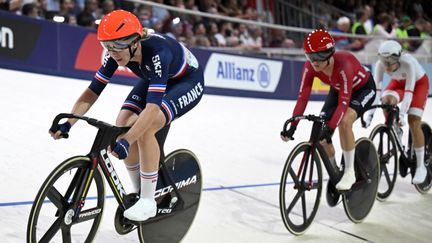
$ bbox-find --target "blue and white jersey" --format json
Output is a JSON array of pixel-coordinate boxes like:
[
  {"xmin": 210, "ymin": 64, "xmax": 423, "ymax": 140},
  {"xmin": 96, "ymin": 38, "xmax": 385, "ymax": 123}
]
[{"xmin": 89, "ymin": 33, "xmax": 199, "ymax": 106}]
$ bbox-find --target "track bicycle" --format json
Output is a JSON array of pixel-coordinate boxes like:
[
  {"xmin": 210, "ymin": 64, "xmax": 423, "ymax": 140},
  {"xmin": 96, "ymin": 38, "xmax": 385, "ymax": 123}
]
[
  {"xmin": 27, "ymin": 113, "xmax": 202, "ymax": 243},
  {"xmin": 361, "ymin": 104, "xmax": 432, "ymax": 201},
  {"xmin": 279, "ymin": 115, "xmax": 380, "ymax": 235}
]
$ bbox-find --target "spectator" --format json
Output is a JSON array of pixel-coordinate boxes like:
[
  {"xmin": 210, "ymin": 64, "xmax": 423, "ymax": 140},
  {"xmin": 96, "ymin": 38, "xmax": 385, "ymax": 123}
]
[
  {"xmin": 413, "ymin": 18, "xmax": 431, "ymax": 54},
  {"xmin": 136, "ymin": 4, "xmax": 157, "ymax": 28},
  {"xmin": 219, "ymin": 0, "xmax": 242, "ymax": 18},
  {"xmin": 364, "ymin": 13, "xmax": 396, "ymax": 52},
  {"xmin": 182, "ymin": 22, "xmax": 196, "ymax": 47},
  {"xmin": 58, "ymin": 0, "xmax": 76, "ymax": 16},
  {"xmin": 1, "ymin": 0, "xmax": 23, "ymax": 12},
  {"xmin": 396, "ymin": 15, "xmax": 421, "ymax": 52},
  {"xmin": 152, "ymin": 0, "xmax": 170, "ymax": 25},
  {"xmin": 76, "ymin": 0, "xmax": 97, "ymax": 28},
  {"xmin": 349, "ymin": 8, "xmax": 369, "ymax": 51},
  {"xmin": 363, "ymin": 4, "xmax": 374, "ymax": 34},
  {"xmin": 193, "ymin": 22, "xmax": 211, "ymax": 47},
  {"xmin": 247, "ymin": 26, "xmax": 263, "ymax": 50},
  {"xmin": 207, "ymin": 21, "xmax": 222, "ymax": 47},
  {"xmin": 332, "ymin": 16, "xmax": 351, "ymax": 50},
  {"xmin": 101, "ymin": 0, "xmax": 115, "ymax": 17},
  {"xmin": 21, "ymin": 2, "xmax": 41, "ymax": 19},
  {"xmin": 166, "ymin": 18, "xmax": 184, "ymax": 40},
  {"xmin": 76, "ymin": 12, "xmax": 94, "ymax": 28},
  {"xmin": 268, "ymin": 28, "xmax": 295, "ymax": 48}
]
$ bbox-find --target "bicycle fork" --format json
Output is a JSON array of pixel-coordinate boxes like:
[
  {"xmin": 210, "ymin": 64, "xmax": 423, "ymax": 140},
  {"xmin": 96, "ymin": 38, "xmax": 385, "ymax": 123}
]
[{"xmin": 294, "ymin": 147, "xmax": 315, "ymax": 190}]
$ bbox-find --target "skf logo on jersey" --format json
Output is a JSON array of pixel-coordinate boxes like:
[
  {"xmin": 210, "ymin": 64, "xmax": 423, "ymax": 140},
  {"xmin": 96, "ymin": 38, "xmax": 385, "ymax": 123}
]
[
  {"xmin": 0, "ymin": 27, "xmax": 13, "ymax": 49},
  {"xmin": 152, "ymin": 54, "xmax": 162, "ymax": 77}
]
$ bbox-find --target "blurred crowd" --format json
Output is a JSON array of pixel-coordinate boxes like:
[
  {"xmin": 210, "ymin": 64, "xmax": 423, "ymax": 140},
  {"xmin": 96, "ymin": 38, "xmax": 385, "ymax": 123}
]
[
  {"xmin": 322, "ymin": 0, "xmax": 432, "ymax": 53},
  {"xmin": 0, "ymin": 0, "xmax": 295, "ymax": 50},
  {"xmin": 0, "ymin": 0, "xmax": 431, "ymax": 53}
]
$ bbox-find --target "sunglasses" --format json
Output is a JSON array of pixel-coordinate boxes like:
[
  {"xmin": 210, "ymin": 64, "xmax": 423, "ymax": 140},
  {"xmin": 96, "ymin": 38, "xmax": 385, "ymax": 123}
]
[
  {"xmin": 305, "ymin": 49, "xmax": 334, "ymax": 62},
  {"xmin": 101, "ymin": 35, "xmax": 139, "ymax": 52},
  {"xmin": 379, "ymin": 55, "xmax": 399, "ymax": 66}
]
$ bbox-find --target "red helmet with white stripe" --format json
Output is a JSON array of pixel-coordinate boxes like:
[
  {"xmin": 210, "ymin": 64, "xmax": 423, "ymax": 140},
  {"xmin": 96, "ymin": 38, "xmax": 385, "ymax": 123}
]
[{"xmin": 303, "ymin": 29, "xmax": 335, "ymax": 62}]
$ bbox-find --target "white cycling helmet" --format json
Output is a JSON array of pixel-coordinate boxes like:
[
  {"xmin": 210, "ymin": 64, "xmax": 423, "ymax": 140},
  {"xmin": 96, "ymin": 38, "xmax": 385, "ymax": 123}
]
[{"xmin": 378, "ymin": 40, "xmax": 402, "ymax": 65}]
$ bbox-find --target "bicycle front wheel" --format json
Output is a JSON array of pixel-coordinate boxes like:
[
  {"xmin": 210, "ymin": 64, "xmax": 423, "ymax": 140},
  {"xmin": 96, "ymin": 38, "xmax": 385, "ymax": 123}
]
[
  {"xmin": 279, "ymin": 142, "xmax": 323, "ymax": 235},
  {"xmin": 369, "ymin": 124, "xmax": 398, "ymax": 201},
  {"xmin": 27, "ymin": 156, "xmax": 105, "ymax": 243}
]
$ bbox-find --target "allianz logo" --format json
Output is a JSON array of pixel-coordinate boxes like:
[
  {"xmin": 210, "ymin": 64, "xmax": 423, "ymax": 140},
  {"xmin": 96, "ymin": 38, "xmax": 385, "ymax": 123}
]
[
  {"xmin": 216, "ymin": 61, "xmax": 270, "ymax": 88},
  {"xmin": 0, "ymin": 26, "xmax": 14, "ymax": 49}
]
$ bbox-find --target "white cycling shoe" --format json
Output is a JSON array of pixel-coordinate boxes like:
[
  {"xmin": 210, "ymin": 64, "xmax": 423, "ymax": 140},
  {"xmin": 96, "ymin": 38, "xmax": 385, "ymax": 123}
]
[
  {"xmin": 124, "ymin": 198, "xmax": 157, "ymax": 221},
  {"xmin": 336, "ymin": 171, "xmax": 356, "ymax": 191},
  {"xmin": 412, "ymin": 166, "xmax": 427, "ymax": 184}
]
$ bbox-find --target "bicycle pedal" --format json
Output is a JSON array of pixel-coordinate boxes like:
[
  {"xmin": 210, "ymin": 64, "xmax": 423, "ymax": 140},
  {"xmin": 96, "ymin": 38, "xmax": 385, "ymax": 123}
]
[
  {"xmin": 114, "ymin": 205, "xmax": 136, "ymax": 235},
  {"xmin": 326, "ymin": 181, "xmax": 341, "ymax": 207}
]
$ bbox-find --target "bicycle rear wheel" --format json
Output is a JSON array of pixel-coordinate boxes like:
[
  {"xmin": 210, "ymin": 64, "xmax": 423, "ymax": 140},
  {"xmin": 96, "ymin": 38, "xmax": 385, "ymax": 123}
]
[
  {"xmin": 137, "ymin": 149, "xmax": 202, "ymax": 243},
  {"xmin": 343, "ymin": 138, "xmax": 379, "ymax": 223},
  {"xmin": 369, "ymin": 124, "xmax": 398, "ymax": 201},
  {"xmin": 414, "ymin": 123, "xmax": 432, "ymax": 193},
  {"xmin": 27, "ymin": 156, "xmax": 105, "ymax": 243},
  {"xmin": 279, "ymin": 142, "xmax": 323, "ymax": 235}
]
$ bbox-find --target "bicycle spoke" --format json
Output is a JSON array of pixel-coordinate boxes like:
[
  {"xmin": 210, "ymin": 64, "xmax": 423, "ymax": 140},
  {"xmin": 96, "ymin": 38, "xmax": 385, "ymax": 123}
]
[
  {"xmin": 289, "ymin": 167, "xmax": 300, "ymax": 186},
  {"xmin": 47, "ymin": 186, "xmax": 67, "ymax": 209},
  {"xmin": 382, "ymin": 164, "xmax": 390, "ymax": 184},
  {"xmin": 286, "ymin": 189, "xmax": 303, "ymax": 214},
  {"xmin": 61, "ymin": 226, "xmax": 72, "ymax": 243},
  {"xmin": 39, "ymin": 217, "xmax": 63, "ymax": 242},
  {"xmin": 63, "ymin": 168, "xmax": 84, "ymax": 202},
  {"xmin": 301, "ymin": 194, "xmax": 307, "ymax": 223}
]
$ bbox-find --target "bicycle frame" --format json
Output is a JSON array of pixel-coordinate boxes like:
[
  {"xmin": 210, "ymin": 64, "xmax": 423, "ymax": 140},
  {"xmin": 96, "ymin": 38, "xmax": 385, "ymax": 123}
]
[
  {"xmin": 283, "ymin": 115, "xmax": 343, "ymax": 186},
  {"xmin": 363, "ymin": 104, "xmax": 412, "ymax": 164},
  {"xmin": 49, "ymin": 113, "xmax": 185, "ymax": 224}
]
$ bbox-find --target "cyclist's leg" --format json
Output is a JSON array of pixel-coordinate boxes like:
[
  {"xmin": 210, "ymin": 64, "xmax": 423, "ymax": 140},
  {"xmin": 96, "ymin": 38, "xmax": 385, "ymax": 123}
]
[
  {"xmin": 337, "ymin": 76, "xmax": 376, "ymax": 190},
  {"xmin": 336, "ymin": 108, "xmax": 358, "ymax": 190},
  {"xmin": 117, "ymin": 80, "xmax": 148, "ymax": 193},
  {"xmin": 319, "ymin": 87, "xmax": 338, "ymax": 162},
  {"xmin": 408, "ymin": 75, "xmax": 429, "ymax": 183},
  {"xmin": 381, "ymin": 79, "xmax": 403, "ymax": 126},
  {"xmin": 125, "ymin": 67, "xmax": 204, "ymax": 221}
]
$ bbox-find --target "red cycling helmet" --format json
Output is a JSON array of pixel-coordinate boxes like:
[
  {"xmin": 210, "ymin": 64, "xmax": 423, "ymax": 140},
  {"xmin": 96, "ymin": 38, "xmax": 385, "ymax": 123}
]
[
  {"xmin": 97, "ymin": 10, "xmax": 143, "ymax": 51},
  {"xmin": 303, "ymin": 29, "xmax": 335, "ymax": 62}
]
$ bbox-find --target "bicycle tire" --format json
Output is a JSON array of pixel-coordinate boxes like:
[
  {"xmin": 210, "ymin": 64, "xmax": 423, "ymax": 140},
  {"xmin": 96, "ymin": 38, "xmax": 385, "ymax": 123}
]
[
  {"xmin": 343, "ymin": 138, "xmax": 379, "ymax": 223},
  {"xmin": 27, "ymin": 156, "xmax": 105, "ymax": 243},
  {"xmin": 414, "ymin": 123, "xmax": 432, "ymax": 193},
  {"xmin": 137, "ymin": 149, "xmax": 202, "ymax": 243},
  {"xmin": 369, "ymin": 124, "xmax": 398, "ymax": 201},
  {"xmin": 279, "ymin": 142, "xmax": 323, "ymax": 236}
]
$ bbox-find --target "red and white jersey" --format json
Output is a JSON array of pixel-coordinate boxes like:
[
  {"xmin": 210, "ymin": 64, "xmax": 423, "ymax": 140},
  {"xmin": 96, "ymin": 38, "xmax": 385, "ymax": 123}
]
[
  {"xmin": 373, "ymin": 53, "xmax": 427, "ymax": 115},
  {"xmin": 374, "ymin": 53, "xmax": 426, "ymax": 92},
  {"xmin": 292, "ymin": 51, "xmax": 370, "ymax": 129}
]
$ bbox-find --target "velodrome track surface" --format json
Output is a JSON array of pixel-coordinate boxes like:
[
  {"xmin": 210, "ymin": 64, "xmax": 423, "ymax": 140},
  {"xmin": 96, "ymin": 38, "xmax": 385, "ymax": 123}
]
[{"xmin": 0, "ymin": 68, "xmax": 431, "ymax": 242}]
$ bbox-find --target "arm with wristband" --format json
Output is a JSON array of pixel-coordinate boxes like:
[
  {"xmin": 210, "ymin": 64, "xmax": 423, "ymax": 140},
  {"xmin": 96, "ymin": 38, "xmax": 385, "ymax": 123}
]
[{"xmin": 48, "ymin": 62, "xmax": 116, "ymax": 139}]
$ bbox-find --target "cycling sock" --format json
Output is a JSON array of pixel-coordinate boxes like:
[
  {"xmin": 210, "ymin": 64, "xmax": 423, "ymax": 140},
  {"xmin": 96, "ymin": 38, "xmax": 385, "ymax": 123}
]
[
  {"xmin": 414, "ymin": 147, "xmax": 425, "ymax": 169},
  {"xmin": 140, "ymin": 170, "xmax": 158, "ymax": 199},
  {"xmin": 125, "ymin": 163, "xmax": 140, "ymax": 193},
  {"xmin": 342, "ymin": 149, "xmax": 355, "ymax": 174}
]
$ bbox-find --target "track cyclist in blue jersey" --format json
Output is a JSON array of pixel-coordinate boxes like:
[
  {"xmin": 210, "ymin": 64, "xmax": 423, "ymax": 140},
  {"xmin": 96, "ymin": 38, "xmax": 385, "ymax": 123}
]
[{"xmin": 49, "ymin": 10, "xmax": 204, "ymax": 222}]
